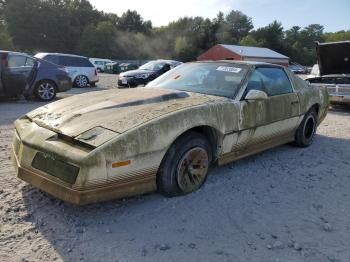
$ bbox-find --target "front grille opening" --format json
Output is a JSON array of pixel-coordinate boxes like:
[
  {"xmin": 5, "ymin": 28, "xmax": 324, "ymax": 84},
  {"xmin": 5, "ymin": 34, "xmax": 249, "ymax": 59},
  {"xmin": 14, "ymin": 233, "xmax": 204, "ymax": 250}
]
[{"xmin": 32, "ymin": 152, "xmax": 80, "ymax": 184}]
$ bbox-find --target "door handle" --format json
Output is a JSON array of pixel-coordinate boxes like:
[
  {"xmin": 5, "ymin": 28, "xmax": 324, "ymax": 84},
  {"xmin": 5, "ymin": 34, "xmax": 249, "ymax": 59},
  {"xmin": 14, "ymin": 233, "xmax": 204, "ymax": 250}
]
[{"xmin": 291, "ymin": 100, "xmax": 299, "ymax": 105}]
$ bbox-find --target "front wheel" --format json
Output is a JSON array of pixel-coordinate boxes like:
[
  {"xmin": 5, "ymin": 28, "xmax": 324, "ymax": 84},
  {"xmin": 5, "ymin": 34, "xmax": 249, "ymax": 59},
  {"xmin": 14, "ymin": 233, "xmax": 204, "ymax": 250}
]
[
  {"xmin": 35, "ymin": 81, "xmax": 57, "ymax": 101},
  {"xmin": 157, "ymin": 132, "xmax": 211, "ymax": 197},
  {"xmin": 294, "ymin": 109, "xmax": 317, "ymax": 147},
  {"xmin": 74, "ymin": 75, "xmax": 89, "ymax": 88}
]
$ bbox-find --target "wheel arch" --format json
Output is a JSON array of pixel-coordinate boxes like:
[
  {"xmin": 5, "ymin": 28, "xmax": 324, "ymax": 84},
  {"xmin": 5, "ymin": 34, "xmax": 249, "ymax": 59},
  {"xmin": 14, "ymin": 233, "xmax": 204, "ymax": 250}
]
[
  {"xmin": 310, "ymin": 103, "xmax": 320, "ymax": 115},
  {"xmin": 74, "ymin": 74, "xmax": 90, "ymax": 84},
  {"xmin": 33, "ymin": 79, "xmax": 58, "ymax": 101},
  {"xmin": 34, "ymin": 79, "xmax": 58, "ymax": 92},
  {"xmin": 167, "ymin": 125, "xmax": 223, "ymax": 163}
]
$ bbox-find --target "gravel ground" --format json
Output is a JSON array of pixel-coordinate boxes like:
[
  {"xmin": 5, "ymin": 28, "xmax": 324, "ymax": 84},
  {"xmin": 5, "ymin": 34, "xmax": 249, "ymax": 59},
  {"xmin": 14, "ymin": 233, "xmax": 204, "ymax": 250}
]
[{"xmin": 1, "ymin": 74, "xmax": 350, "ymax": 262}]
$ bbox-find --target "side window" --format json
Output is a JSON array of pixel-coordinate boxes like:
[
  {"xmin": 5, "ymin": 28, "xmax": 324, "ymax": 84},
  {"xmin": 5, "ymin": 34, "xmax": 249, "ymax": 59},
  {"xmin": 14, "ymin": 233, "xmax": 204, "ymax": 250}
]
[
  {"xmin": 8, "ymin": 54, "xmax": 26, "ymax": 68},
  {"xmin": 78, "ymin": 58, "xmax": 94, "ymax": 67},
  {"xmin": 256, "ymin": 67, "xmax": 293, "ymax": 96},
  {"xmin": 25, "ymin": 57, "xmax": 35, "ymax": 67},
  {"xmin": 59, "ymin": 56, "xmax": 73, "ymax": 66},
  {"xmin": 64, "ymin": 57, "xmax": 93, "ymax": 67},
  {"xmin": 245, "ymin": 70, "xmax": 265, "ymax": 93},
  {"xmin": 44, "ymin": 55, "xmax": 59, "ymax": 65},
  {"xmin": 72, "ymin": 57, "xmax": 84, "ymax": 66}
]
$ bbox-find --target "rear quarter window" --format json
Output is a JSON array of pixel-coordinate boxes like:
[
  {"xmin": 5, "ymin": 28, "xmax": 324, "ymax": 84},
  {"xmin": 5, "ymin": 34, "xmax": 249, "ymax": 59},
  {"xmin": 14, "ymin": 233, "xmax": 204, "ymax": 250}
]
[
  {"xmin": 42, "ymin": 55, "xmax": 59, "ymax": 65},
  {"xmin": 59, "ymin": 56, "xmax": 93, "ymax": 67}
]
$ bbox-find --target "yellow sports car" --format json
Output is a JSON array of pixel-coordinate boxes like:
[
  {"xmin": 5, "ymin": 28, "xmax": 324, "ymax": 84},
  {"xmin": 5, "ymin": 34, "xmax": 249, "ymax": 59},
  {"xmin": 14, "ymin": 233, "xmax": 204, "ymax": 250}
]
[{"xmin": 12, "ymin": 61, "xmax": 329, "ymax": 204}]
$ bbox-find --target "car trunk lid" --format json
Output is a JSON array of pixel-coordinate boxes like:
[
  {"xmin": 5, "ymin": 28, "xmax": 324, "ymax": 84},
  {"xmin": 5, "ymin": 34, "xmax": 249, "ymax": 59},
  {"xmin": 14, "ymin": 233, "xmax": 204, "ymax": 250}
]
[{"xmin": 316, "ymin": 41, "xmax": 350, "ymax": 76}]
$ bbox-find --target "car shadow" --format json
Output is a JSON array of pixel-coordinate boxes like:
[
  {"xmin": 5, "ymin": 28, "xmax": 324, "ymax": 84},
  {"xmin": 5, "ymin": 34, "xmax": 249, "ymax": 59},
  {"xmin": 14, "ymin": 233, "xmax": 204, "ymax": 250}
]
[
  {"xmin": 20, "ymin": 134, "xmax": 350, "ymax": 261},
  {"xmin": 329, "ymin": 104, "xmax": 350, "ymax": 115}
]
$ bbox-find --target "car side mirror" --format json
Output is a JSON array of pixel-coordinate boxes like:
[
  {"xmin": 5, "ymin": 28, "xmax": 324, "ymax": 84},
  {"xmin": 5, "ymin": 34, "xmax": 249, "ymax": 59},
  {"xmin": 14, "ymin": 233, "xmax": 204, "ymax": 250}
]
[{"xmin": 245, "ymin": 90, "xmax": 268, "ymax": 101}]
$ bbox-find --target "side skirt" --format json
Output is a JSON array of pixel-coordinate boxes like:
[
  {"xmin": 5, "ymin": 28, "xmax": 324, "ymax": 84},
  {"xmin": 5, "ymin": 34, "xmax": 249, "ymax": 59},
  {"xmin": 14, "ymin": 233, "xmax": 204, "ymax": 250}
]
[{"xmin": 217, "ymin": 132, "xmax": 295, "ymax": 166}]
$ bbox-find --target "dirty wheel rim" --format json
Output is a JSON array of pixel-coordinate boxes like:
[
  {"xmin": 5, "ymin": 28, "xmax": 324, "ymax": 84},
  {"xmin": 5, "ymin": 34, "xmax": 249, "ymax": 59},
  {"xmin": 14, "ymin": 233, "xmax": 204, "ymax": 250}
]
[
  {"xmin": 176, "ymin": 147, "xmax": 209, "ymax": 193},
  {"xmin": 38, "ymin": 82, "xmax": 55, "ymax": 100},
  {"xmin": 76, "ymin": 75, "xmax": 88, "ymax": 87},
  {"xmin": 304, "ymin": 115, "xmax": 315, "ymax": 140}
]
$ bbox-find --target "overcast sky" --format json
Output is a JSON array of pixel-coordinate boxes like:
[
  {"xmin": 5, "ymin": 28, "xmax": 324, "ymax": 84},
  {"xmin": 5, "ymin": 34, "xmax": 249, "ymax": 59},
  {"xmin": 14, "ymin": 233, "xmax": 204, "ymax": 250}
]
[{"xmin": 89, "ymin": 0, "xmax": 350, "ymax": 32}]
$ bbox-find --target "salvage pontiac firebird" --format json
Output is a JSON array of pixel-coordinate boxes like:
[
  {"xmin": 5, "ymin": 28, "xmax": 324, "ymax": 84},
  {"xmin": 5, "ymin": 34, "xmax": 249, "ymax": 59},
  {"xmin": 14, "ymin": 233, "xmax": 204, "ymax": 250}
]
[{"xmin": 12, "ymin": 61, "xmax": 329, "ymax": 204}]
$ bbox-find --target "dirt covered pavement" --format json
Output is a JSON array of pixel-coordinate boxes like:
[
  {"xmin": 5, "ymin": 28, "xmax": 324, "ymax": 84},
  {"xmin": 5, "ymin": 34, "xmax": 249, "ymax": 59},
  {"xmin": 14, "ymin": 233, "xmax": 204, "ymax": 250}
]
[{"xmin": 1, "ymin": 76, "xmax": 350, "ymax": 262}]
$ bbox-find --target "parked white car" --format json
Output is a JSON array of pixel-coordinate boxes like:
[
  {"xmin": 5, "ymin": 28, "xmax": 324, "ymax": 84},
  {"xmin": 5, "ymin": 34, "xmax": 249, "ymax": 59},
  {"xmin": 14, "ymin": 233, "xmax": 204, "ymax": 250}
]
[
  {"xmin": 35, "ymin": 53, "xmax": 99, "ymax": 87},
  {"xmin": 89, "ymin": 58, "xmax": 114, "ymax": 72}
]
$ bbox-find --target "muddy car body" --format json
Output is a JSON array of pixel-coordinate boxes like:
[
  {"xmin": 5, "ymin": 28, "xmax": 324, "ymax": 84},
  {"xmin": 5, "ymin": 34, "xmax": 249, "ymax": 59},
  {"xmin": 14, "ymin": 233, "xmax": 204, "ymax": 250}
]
[{"xmin": 12, "ymin": 61, "xmax": 329, "ymax": 204}]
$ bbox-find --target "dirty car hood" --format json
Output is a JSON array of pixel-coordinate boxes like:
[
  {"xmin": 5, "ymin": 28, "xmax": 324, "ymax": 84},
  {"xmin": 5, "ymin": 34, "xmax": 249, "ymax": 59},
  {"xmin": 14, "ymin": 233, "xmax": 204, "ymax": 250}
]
[
  {"xmin": 316, "ymin": 41, "xmax": 350, "ymax": 76},
  {"xmin": 26, "ymin": 88, "xmax": 224, "ymax": 145}
]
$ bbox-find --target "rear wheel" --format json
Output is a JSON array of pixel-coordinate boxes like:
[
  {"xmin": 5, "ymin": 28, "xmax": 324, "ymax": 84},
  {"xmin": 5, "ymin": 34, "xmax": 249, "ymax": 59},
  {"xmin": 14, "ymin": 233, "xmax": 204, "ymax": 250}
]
[
  {"xmin": 74, "ymin": 75, "xmax": 89, "ymax": 88},
  {"xmin": 157, "ymin": 132, "xmax": 211, "ymax": 197},
  {"xmin": 35, "ymin": 81, "xmax": 57, "ymax": 101},
  {"xmin": 294, "ymin": 109, "xmax": 317, "ymax": 147}
]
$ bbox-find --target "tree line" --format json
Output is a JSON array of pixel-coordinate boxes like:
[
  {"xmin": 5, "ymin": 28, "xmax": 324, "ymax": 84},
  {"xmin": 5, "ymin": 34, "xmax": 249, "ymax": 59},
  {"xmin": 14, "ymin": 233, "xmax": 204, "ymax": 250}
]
[{"xmin": 0, "ymin": 0, "xmax": 349, "ymax": 65}]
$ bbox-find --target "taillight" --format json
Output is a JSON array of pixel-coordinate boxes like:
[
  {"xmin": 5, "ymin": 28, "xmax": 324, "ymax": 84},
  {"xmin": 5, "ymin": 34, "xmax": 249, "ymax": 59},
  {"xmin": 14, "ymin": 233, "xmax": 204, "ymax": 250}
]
[{"xmin": 95, "ymin": 69, "xmax": 98, "ymax": 75}]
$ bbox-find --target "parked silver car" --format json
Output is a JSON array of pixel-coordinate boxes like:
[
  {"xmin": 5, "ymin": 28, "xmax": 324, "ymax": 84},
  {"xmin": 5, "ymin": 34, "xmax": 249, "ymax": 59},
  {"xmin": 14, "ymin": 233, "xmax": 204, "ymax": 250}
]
[{"xmin": 35, "ymin": 53, "xmax": 99, "ymax": 87}]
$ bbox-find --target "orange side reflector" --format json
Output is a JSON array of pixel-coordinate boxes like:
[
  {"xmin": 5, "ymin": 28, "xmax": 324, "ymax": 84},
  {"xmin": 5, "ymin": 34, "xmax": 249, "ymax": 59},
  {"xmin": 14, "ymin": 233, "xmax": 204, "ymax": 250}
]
[{"xmin": 112, "ymin": 160, "xmax": 131, "ymax": 168}]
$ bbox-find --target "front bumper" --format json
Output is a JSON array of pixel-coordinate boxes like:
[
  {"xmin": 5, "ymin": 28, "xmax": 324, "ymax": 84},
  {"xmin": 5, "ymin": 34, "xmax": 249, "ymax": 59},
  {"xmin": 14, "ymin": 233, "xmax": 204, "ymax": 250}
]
[
  {"xmin": 11, "ymin": 119, "xmax": 157, "ymax": 205},
  {"xmin": 118, "ymin": 76, "xmax": 147, "ymax": 87},
  {"xmin": 12, "ymin": 147, "xmax": 156, "ymax": 205}
]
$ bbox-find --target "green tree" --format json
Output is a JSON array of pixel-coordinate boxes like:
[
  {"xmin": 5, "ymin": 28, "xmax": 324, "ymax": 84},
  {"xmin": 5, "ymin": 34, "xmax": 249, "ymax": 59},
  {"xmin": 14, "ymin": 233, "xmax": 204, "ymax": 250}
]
[
  {"xmin": 0, "ymin": 23, "xmax": 14, "ymax": 50},
  {"xmin": 117, "ymin": 10, "xmax": 152, "ymax": 34},
  {"xmin": 215, "ymin": 10, "xmax": 253, "ymax": 44},
  {"xmin": 174, "ymin": 36, "xmax": 192, "ymax": 61},
  {"xmin": 252, "ymin": 21, "xmax": 285, "ymax": 53},
  {"xmin": 239, "ymin": 35, "xmax": 258, "ymax": 46},
  {"xmin": 323, "ymin": 30, "xmax": 350, "ymax": 42},
  {"xmin": 76, "ymin": 21, "xmax": 117, "ymax": 58}
]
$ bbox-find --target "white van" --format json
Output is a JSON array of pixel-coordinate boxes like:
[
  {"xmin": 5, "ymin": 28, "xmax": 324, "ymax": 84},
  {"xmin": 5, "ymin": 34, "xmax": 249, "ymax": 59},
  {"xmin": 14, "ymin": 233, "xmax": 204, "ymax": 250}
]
[
  {"xmin": 89, "ymin": 58, "xmax": 114, "ymax": 72},
  {"xmin": 35, "ymin": 53, "xmax": 99, "ymax": 87}
]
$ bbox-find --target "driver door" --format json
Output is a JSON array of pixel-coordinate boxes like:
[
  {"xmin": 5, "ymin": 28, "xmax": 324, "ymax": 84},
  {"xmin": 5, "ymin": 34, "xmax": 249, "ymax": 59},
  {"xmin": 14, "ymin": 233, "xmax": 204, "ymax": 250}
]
[{"xmin": 233, "ymin": 67, "xmax": 300, "ymax": 157}]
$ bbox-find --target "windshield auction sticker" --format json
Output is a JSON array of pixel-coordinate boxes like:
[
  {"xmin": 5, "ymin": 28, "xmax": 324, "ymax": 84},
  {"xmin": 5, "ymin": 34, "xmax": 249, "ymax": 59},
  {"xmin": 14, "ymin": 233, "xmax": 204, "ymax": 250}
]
[{"xmin": 216, "ymin": 66, "xmax": 242, "ymax": 73}]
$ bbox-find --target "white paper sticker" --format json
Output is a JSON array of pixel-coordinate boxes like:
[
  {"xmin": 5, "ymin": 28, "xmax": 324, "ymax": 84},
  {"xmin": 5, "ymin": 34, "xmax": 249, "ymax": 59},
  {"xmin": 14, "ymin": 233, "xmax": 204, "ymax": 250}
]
[{"xmin": 216, "ymin": 66, "xmax": 242, "ymax": 73}]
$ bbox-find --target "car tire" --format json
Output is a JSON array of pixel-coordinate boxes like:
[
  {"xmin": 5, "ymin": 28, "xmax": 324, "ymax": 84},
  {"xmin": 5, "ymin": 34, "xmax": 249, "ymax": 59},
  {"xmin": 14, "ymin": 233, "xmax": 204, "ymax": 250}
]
[
  {"xmin": 74, "ymin": 75, "xmax": 89, "ymax": 88},
  {"xmin": 157, "ymin": 132, "xmax": 211, "ymax": 197},
  {"xmin": 34, "ymin": 80, "xmax": 57, "ymax": 101},
  {"xmin": 294, "ymin": 108, "xmax": 317, "ymax": 147}
]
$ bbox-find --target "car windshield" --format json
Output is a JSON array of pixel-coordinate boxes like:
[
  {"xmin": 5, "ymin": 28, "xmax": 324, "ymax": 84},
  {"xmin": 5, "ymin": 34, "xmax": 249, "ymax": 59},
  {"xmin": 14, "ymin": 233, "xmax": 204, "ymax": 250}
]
[
  {"xmin": 139, "ymin": 61, "xmax": 167, "ymax": 71},
  {"xmin": 146, "ymin": 62, "xmax": 249, "ymax": 98}
]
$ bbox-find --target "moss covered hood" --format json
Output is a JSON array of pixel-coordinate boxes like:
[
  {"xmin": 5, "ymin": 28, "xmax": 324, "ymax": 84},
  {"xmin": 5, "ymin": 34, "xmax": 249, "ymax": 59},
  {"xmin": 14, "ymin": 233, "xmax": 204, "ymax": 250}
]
[{"xmin": 26, "ymin": 88, "xmax": 225, "ymax": 140}]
